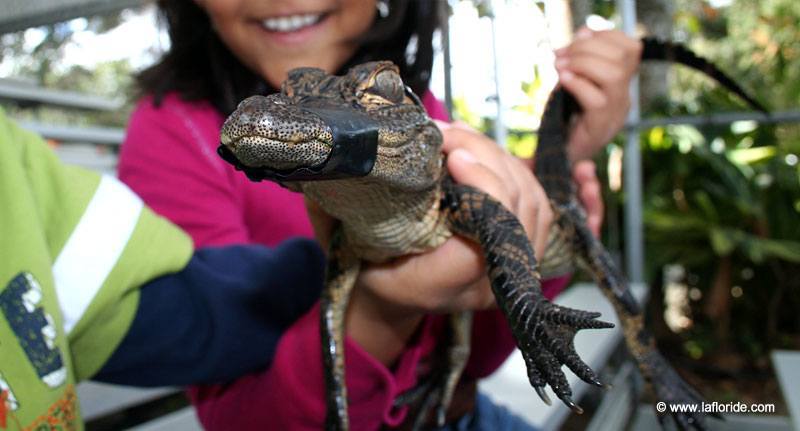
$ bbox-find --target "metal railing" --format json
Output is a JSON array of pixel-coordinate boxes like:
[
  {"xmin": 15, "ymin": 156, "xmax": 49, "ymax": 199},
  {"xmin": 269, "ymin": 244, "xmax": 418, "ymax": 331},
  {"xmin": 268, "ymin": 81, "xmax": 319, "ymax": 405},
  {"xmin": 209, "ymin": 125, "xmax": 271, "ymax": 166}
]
[
  {"xmin": 18, "ymin": 121, "xmax": 125, "ymax": 145},
  {"xmin": 628, "ymin": 110, "xmax": 800, "ymax": 130},
  {"xmin": 0, "ymin": 0, "xmax": 144, "ymax": 34},
  {"xmin": 0, "ymin": 78, "xmax": 124, "ymax": 111},
  {"xmin": 1, "ymin": 77, "xmax": 126, "ymax": 146}
]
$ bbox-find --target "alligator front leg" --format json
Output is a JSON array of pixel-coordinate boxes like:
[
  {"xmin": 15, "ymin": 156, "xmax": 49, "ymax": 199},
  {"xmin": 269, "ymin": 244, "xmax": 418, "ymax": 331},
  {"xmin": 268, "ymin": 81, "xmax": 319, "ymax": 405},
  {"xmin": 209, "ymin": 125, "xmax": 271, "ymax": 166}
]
[
  {"xmin": 441, "ymin": 176, "xmax": 613, "ymax": 412},
  {"xmin": 321, "ymin": 230, "xmax": 361, "ymax": 431},
  {"xmin": 561, "ymin": 201, "xmax": 716, "ymax": 431}
]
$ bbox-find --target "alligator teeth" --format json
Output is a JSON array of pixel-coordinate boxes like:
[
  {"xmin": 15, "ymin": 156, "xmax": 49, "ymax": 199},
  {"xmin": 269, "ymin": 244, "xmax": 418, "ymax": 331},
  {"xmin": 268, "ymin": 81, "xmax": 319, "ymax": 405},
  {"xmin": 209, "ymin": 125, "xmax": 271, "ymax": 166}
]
[{"xmin": 262, "ymin": 14, "xmax": 321, "ymax": 32}]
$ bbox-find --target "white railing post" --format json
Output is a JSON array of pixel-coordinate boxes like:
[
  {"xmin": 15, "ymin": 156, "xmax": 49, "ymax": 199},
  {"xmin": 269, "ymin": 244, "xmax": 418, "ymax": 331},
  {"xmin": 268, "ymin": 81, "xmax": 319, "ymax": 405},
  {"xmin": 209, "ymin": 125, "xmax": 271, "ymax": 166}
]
[{"xmin": 617, "ymin": 0, "xmax": 645, "ymax": 284}]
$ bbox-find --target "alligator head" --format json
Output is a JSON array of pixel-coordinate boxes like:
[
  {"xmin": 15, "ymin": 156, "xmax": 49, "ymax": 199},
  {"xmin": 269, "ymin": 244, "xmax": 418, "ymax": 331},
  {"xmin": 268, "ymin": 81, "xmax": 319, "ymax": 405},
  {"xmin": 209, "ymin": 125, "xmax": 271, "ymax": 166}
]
[{"xmin": 219, "ymin": 61, "xmax": 443, "ymax": 192}]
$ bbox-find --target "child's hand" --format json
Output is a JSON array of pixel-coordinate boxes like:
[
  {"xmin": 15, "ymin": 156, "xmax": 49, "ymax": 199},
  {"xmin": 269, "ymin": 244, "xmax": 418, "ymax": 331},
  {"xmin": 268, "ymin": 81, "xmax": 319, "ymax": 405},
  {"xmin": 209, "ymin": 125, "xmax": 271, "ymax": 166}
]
[{"xmin": 555, "ymin": 28, "xmax": 642, "ymax": 161}]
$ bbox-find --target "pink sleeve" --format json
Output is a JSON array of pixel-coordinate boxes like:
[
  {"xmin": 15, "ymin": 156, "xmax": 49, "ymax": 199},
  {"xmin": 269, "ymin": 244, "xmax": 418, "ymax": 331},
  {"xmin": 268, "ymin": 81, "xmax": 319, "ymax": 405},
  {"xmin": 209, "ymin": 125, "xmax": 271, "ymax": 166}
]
[
  {"xmin": 118, "ymin": 96, "xmax": 250, "ymax": 247},
  {"xmin": 422, "ymin": 90, "xmax": 450, "ymax": 122}
]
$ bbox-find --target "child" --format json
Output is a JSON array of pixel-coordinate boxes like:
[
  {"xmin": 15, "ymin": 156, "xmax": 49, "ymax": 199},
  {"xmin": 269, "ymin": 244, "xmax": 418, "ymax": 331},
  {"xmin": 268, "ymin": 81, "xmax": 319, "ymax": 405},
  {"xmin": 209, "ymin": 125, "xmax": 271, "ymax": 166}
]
[
  {"xmin": 0, "ymin": 108, "xmax": 329, "ymax": 430},
  {"xmin": 118, "ymin": 1, "xmax": 641, "ymax": 428}
]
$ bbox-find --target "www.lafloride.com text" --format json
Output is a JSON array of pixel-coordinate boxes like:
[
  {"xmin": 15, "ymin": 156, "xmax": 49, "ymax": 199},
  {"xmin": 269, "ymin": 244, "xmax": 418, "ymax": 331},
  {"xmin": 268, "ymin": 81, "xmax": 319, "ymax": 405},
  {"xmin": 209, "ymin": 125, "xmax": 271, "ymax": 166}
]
[{"xmin": 656, "ymin": 401, "xmax": 776, "ymax": 414}]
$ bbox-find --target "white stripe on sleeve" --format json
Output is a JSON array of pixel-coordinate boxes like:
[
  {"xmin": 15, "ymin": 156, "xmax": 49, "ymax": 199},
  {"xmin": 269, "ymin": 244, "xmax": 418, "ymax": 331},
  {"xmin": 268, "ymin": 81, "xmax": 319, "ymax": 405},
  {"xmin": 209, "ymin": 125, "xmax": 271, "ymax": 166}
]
[{"xmin": 53, "ymin": 175, "xmax": 143, "ymax": 334}]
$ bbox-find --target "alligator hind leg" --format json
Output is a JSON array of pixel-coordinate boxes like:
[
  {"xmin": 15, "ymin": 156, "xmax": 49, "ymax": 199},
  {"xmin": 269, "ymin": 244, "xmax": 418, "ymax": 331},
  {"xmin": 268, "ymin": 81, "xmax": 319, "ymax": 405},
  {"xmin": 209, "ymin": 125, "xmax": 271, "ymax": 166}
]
[
  {"xmin": 561, "ymin": 202, "xmax": 714, "ymax": 430},
  {"xmin": 441, "ymin": 176, "xmax": 613, "ymax": 412},
  {"xmin": 321, "ymin": 231, "xmax": 361, "ymax": 431},
  {"xmin": 434, "ymin": 311, "xmax": 473, "ymax": 426},
  {"xmin": 395, "ymin": 311, "xmax": 473, "ymax": 430}
]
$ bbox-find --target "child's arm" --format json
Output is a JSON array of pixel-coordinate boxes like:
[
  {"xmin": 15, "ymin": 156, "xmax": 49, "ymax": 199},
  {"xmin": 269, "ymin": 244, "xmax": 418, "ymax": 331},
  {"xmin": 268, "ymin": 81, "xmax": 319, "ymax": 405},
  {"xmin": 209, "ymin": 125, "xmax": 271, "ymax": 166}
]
[
  {"xmin": 1, "ymin": 108, "xmax": 325, "ymax": 388},
  {"xmin": 93, "ymin": 239, "xmax": 324, "ymax": 386}
]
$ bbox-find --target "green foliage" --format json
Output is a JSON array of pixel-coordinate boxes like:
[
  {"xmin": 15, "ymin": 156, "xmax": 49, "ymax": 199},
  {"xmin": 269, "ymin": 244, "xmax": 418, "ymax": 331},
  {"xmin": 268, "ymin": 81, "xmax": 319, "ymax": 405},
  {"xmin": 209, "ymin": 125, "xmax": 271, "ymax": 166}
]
[
  {"xmin": 639, "ymin": 122, "xmax": 800, "ymax": 359},
  {"xmin": 505, "ymin": 68, "xmax": 547, "ymax": 158},
  {"xmin": 672, "ymin": 0, "xmax": 800, "ymax": 114},
  {"xmin": 452, "ymin": 67, "xmax": 545, "ymax": 160},
  {"xmin": 507, "ymin": 133, "xmax": 537, "ymax": 159},
  {"xmin": 634, "ymin": 0, "xmax": 800, "ymax": 361},
  {"xmin": 452, "ymin": 96, "xmax": 488, "ymax": 131},
  {"xmin": 459, "ymin": 0, "xmax": 497, "ymax": 18}
]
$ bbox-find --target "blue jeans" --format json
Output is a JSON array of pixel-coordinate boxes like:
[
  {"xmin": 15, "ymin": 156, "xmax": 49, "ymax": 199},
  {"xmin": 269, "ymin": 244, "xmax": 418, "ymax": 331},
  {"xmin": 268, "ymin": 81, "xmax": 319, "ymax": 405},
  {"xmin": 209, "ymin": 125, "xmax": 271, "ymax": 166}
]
[{"xmin": 433, "ymin": 392, "xmax": 539, "ymax": 431}]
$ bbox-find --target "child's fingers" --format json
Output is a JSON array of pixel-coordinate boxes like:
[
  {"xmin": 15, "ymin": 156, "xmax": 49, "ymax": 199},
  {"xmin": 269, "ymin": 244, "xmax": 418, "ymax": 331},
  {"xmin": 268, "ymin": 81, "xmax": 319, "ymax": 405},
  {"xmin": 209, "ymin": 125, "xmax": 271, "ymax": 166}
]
[
  {"xmin": 572, "ymin": 160, "xmax": 604, "ymax": 236},
  {"xmin": 441, "ymin": 126, "xmax": 521, "ymax": 212},
  {"xmin": 558, "ymin": 28, "xmax": 642, "ymax": 70},
  {"xmin": 557, "ymin": 70, "xmax": 608, "ymax": 111},
  {"xmin": 446, "ymin": 149, "xmax": 512, "ymax": 210},
  {"xmin": 557, "ymin": 55, "xmax": 629, "ymax": 92}
]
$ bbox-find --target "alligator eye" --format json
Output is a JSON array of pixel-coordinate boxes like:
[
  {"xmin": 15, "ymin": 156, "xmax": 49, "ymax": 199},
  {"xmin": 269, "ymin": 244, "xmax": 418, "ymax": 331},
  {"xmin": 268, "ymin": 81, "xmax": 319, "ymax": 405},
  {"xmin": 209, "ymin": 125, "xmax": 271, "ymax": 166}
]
[{"xmin": 371, "ymin": 69, "xmax": 404, "ymax": 103}]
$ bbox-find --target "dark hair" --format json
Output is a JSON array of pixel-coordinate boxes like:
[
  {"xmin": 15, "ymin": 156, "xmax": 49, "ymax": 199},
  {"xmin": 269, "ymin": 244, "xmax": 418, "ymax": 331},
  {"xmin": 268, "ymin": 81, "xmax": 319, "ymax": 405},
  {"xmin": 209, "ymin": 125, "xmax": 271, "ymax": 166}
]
[{"xmin": 137, "ymin": 0, "xmax": 441, "ymax": 115}]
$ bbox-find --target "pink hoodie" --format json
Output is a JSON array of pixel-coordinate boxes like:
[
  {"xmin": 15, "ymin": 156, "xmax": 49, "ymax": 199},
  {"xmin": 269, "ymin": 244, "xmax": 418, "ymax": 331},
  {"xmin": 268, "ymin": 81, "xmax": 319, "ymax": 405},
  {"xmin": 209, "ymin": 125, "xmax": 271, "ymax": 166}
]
[{"xmin": 119, "ymin": 91, "xmax": 567, "ymax": 430}]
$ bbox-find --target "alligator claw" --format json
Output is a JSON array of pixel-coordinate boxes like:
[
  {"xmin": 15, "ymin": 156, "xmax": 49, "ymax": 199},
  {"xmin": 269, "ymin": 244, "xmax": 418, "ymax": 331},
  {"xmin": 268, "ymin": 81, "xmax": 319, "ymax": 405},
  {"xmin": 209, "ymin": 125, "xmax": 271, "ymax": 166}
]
[
  {"xmin": 559, "ymin": 395, "xmax": 583, "ymax": 414},
  {"xmin": 507, "ymin": 301, "xmax": 612, "ymax": 413},
  {"xmin": 587, "ymin": 377, "xmax": 605, "ymax": 388},
  {"xmin": 534, "ymin": 386, "xmax": 551, "ymax": 406},
  {"xmin": 435, "ymin": 409, "xmax": 446, "ymax": 427}
]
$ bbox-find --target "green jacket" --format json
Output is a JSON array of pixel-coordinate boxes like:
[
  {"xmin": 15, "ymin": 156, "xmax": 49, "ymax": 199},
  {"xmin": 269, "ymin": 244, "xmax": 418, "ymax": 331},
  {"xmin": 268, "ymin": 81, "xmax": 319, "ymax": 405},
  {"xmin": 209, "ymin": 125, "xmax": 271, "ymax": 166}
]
[{"xmin": 0, "ymin": 108, "xmax": 192, "ymax": 430}]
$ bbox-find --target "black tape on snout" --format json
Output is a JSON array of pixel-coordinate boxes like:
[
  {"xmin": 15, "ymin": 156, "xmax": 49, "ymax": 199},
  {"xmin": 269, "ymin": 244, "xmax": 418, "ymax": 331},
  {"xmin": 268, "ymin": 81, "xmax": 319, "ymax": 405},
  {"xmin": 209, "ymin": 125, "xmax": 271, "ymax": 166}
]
[{"xmin": 217, "ymin": 107, "xmax": 379, "ymax": 182}]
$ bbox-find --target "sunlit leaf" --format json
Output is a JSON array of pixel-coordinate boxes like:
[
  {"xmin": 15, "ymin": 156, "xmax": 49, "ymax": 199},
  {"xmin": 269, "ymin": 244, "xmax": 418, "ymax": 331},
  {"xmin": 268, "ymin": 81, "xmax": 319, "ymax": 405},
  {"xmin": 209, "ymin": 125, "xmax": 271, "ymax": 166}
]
[
  {"xmin": 727, "ymin": 146, "xmax": 777, "ymax": 165},
  {"xmin": 452, "ymin": 97, "xmax": 485, "ymax": 131},
  {"xmin": 753, "ymin": 238, "xmax": 800, "ymax": 262},
  {"xmin": 731, "ymin": 120, "xmax": 758, "ymax": 134},
  {"xmin": 709, "ymin": 227, "xmax": 736, "ymax": 256},
  {"xmin": 692, "ymin": 190, "xmax": 719, "ymax": 222},
  {"xmin": 644, "ymin": 209, "xmax": 711, "ymax": 232},
  {"xmin": 647, "ymin": 126, "xmax": 671, "ymax": 150},
  {"xmin": 507, "ymin": 133, "xmax": 537, "ymax": 159},
  {"xmin": 743, "ymin": 237, "xmax": 766, "ymax": 264}
]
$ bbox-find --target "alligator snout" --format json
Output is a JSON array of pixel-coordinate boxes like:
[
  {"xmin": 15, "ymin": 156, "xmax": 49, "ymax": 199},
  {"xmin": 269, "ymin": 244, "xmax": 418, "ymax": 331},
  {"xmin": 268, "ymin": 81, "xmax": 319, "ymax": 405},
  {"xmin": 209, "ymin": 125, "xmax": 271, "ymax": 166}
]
[{"xmin": 220, "ymin": 95, "xmax": 334, "ymax": 170}]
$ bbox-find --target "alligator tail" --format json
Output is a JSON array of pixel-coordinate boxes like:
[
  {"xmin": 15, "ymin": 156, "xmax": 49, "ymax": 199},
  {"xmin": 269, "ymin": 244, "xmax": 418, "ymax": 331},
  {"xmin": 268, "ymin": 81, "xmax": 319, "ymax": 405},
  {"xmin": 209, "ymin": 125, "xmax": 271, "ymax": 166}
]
[
  {"xmin": 533, "ymin": 88, "xmax": 579, "ymax": 207},
  {"xmin": 535, "ymin": 37, "xmax": 767, "ymax": 207},
  {"xmin": 641, "ymin": 37, "xmax": 767, "ymax": 113}
]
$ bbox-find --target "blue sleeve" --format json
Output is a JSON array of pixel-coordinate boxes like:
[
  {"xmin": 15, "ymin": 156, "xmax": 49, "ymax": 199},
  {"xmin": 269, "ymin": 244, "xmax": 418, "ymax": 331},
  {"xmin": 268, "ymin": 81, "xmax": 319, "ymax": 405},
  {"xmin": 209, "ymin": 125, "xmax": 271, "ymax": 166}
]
[{"xmin": 92, "ymin": 237, "xmax": 325, "ymax": 386}]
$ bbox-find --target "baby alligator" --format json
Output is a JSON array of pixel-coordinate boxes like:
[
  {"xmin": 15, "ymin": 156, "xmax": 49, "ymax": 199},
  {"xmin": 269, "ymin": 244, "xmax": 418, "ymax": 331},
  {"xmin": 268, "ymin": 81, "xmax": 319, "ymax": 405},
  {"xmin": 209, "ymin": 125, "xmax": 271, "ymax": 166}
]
[{"xmin": 218, "ymin": 38, "xmax": 764, "ymax": 431}]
